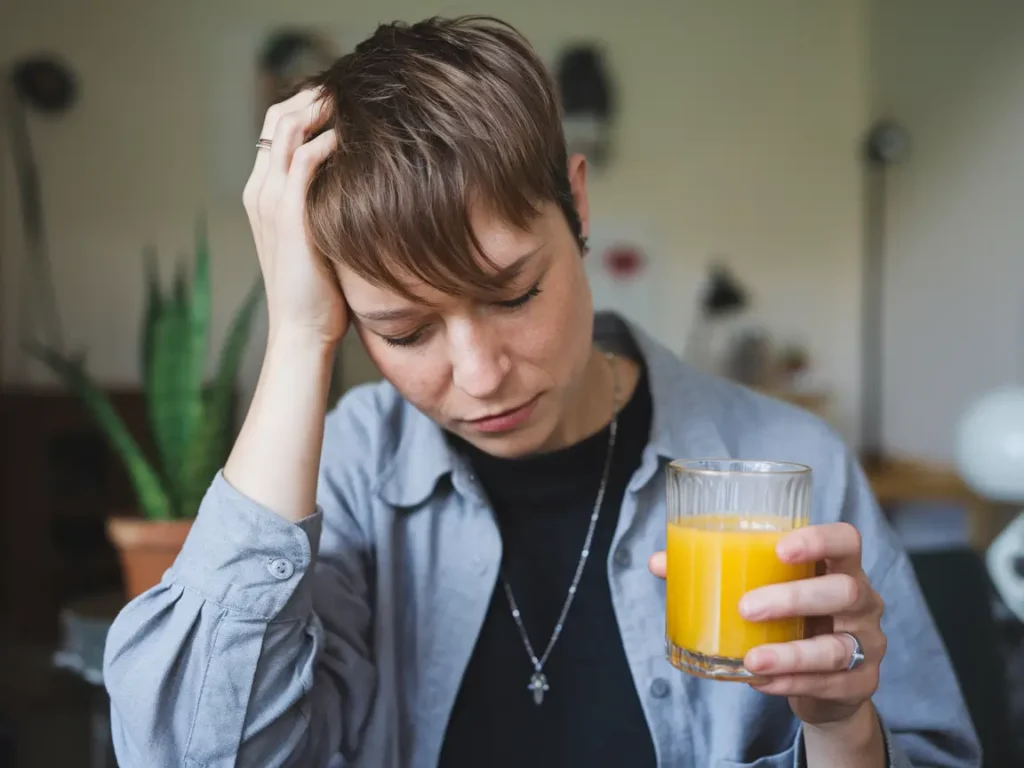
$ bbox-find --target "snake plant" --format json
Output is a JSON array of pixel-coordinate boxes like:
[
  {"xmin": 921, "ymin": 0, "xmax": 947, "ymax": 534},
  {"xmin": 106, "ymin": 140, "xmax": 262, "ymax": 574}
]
[{"xmin": 29, "ymin": 220, "xmax": 263, "ymax": 520}]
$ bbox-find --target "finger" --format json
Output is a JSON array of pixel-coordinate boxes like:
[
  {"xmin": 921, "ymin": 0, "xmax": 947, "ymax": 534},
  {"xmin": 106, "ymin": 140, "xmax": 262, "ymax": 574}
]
[
  {"xmin": 260, "ymin": 88, "xmax": 323, "ymax": 141},
  {"xmin": 282, "ymin": 128, "xmax": 339, "ymax": 211},
  {"xmin": 745, "ymin": 633, "xmax": 860, "ymax": 676},
  {"xmin": 259, "ymin": 102, "xmax": 332, "ymax": 227},
  {"xmin": 268, "ymin": 95, "xmax": 333, "ymax": 179},
  {"xmin": 247, "ymin": 89, "xmax": 326, "ymax": 215},
  {"xmin": 776, "ymin": 522, "xmax": 861, "ymax": 572},
  {"xmin": 739, "ymin": 572, "xmax": 864, "ymax": 620},
  {"xmin": 747, "ymin": 668, "xmax": 876, "ymax": 701},
  {"xmin": 648, "ymin": 551, "xmax": 666, "ymax": 579}
]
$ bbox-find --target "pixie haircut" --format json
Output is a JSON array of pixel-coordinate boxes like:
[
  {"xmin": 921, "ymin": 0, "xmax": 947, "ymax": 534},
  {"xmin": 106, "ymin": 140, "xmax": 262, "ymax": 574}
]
[{"xmin": 303, "ymin": 16, "xmax": 584, "ymax": 303}]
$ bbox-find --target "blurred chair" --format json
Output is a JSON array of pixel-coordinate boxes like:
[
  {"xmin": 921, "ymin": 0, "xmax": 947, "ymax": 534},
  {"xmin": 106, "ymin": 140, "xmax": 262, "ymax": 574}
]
[
  {"xmin": 52, "ymin": 593, "xmax": 122, "ymax": 768},
  {"xmin": 866, "ymin": 458, "xmax": 1019, "ymax": 764},
  {"xmin": 910, "ymin": 548, "xmax": 1018, "ymax": 767},
  {"xmin": 0, "ymin": 714, "xmax": 14, "ymax": 767}
]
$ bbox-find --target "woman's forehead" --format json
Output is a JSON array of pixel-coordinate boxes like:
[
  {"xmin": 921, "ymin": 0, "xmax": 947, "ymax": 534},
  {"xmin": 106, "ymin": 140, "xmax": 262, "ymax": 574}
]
[
  {"xmin": 336, "ymin": 206, "xmax": 560, "ymax": 309},
  {"xmin": 337, "ymin": 244, "xmax": 549, "ymax": 312}
]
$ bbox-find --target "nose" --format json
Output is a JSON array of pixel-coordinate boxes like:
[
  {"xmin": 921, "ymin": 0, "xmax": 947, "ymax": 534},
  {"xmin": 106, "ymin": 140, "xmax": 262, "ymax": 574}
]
[{"xmin": 449, "ymin": 319, "xmax": 510, "ymax": 399}]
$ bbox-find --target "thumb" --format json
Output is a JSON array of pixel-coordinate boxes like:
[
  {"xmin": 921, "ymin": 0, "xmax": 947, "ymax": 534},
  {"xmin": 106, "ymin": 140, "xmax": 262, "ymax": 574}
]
[{"xmin": 648, "ymin": 551, "xmax": 666, "ymax": 579}]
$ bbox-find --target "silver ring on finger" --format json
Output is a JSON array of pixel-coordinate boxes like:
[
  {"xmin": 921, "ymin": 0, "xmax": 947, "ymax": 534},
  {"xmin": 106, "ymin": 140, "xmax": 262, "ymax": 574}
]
[
  {"xmin": 837, "ymin": 631, "xmax": 866, "ymax": 671},
  {"xmin": 256, "ymin": 138, "xmax": 273, "ymax": 151}
]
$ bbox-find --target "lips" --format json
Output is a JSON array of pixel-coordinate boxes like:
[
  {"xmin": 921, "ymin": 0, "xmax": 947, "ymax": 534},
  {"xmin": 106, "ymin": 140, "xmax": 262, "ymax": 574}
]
[{"xmin": 465, "ymin": 394, "xmax": 541, "ymax": 434}]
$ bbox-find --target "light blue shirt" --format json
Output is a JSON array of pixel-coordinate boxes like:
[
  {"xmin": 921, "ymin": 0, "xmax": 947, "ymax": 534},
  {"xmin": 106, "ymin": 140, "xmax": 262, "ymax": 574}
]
[{"xmin": 102, "ymin": 314, "xmax": 981, "ymax": 767}]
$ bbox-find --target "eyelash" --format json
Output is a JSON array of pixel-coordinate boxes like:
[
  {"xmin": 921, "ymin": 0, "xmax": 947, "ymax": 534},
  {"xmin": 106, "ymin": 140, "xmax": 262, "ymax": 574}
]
[
  {"xmin": 382, "ymin": 328, "xmax": 426, "ymax": 348},
  {"xmin": 495, "ymin": 282, "xmax": 542, "ymax": 309},
  {"xmin": 381, "ymin": 282, "xmax": 543, "ymax": 348}
]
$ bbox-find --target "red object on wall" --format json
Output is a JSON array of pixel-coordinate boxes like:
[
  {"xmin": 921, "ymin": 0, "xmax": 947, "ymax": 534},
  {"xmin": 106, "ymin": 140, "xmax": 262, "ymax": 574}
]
[{"xmin": 603, "ymin": 246, "xmax": 646, "ymax": 280}]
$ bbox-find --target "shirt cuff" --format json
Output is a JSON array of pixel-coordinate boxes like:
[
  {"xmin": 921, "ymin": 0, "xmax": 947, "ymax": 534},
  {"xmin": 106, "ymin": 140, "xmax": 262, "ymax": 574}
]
[
  {"xmin": 793, "ymin": 711, "xmax": 900, "ymax": 767},
  {"xmin": 169, "ymin": 471, "xmax": 323, "ymax": 621}
]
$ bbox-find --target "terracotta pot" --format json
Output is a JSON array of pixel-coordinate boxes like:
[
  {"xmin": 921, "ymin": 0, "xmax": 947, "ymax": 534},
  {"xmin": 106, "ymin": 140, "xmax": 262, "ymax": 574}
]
[{"xmin": 106, "ymin": 517, "xmax": 193, "ymax": 600}]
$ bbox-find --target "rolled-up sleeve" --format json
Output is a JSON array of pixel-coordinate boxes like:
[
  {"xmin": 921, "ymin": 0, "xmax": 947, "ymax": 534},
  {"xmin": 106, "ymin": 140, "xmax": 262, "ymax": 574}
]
[
  {"xmin": 793, "ymin": 451, "xmax": 982, "ymax": 767},
  {"xmin": 103, "ymin": 470, "xmax": 374, "ymax": 768}
]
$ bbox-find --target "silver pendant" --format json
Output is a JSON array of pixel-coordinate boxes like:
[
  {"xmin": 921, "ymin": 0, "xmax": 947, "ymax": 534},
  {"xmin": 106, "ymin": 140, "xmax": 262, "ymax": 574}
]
[
  {"xmin": 528, "ymin": 671, "xmax": 549, "ymax": 705},
  {"xmin": 503, "ymin": 353, "xmax": 619, "ymax": 711}
]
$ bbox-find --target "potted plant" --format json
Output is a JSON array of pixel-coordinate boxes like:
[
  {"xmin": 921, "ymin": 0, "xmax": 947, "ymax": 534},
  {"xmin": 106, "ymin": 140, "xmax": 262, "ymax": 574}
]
[{"xmin": 29, "ymin": 220, "xmax": 262, "ymax": 599}]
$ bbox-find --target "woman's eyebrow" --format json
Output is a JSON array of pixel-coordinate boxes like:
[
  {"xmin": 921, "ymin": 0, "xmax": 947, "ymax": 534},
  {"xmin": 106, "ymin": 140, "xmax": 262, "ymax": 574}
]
[
  {"xmin": 353, "ymin": 307, "xmax": 426, "ymax": 323},
  {"xmin": 491, "ymin": 246, "xmax": 544, "ymax": 287}
]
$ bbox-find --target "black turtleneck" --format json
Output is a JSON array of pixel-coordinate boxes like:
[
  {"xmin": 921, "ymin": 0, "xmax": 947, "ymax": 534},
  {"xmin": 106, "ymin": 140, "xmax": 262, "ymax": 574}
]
[{"xmin": 438, "ymin": 361, "xmax": 657, "ymax": 768}]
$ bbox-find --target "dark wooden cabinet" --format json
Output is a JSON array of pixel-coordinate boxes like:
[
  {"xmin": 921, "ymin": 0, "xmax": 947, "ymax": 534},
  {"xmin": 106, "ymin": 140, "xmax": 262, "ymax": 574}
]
[{"xmin": 0, "ymin": 387, "xmax": 152, "ymax": 643}]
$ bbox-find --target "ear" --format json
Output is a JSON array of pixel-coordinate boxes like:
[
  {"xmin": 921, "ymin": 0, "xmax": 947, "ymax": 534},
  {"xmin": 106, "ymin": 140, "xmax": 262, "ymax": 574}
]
[{"xmin": 567, "ymin": 153, "xmax": 590, "ymax": 244}]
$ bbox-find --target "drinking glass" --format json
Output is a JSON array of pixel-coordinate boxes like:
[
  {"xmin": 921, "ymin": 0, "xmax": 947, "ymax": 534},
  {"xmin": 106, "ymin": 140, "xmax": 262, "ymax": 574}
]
[{"xmin": 665, "ymin": 459, "xmax": 813, "ymax": 681}]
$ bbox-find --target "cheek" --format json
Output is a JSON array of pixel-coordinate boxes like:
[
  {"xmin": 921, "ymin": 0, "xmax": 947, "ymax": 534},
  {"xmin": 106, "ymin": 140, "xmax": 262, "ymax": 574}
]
[
  {"xmin": 358, "ymin": 330, "xmax": 450, "ymax": 410},
  {"xmin": 512, "ymin": 312, "xmax": 570, "ymax": 365},
  {"xmin": 514, "ymin": 271, "xmax": 591, "ymax": 367}
]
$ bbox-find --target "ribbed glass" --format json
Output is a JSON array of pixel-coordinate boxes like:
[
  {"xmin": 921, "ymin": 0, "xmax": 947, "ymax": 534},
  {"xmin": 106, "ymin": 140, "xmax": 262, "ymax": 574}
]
[{"xmin": 665, "ymin": 459, "xmax": 813, "ymax": 681}]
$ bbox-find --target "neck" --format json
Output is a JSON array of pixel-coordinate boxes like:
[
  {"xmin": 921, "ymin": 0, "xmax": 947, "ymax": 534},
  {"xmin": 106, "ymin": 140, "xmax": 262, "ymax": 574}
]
[{"xmin": 543, "ymin": 346, "xmax": 640, "ymax": 451}]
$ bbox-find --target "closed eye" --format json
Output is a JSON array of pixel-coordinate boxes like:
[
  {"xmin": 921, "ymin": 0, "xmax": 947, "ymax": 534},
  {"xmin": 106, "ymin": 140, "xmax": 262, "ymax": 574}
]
[
  {"xmin": 381, "ymin": 326, "xmax": 428, "ymax": 347},
  {"xmin": 495, "ymin": 282, "xmax": 541, "ymax": 310},
  {"xmin": 380, "ymin": 281, "xmax": 541, "ymax": 348}
]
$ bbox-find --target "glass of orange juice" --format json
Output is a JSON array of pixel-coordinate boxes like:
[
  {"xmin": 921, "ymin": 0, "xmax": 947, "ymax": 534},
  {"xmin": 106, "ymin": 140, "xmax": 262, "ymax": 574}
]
[{"xmin": 665, "ymin": 459, "xmax": 813, "ymax": 681}]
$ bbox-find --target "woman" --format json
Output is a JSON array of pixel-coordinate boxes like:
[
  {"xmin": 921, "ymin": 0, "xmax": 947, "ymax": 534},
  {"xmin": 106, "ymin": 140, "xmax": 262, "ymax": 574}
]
[{"xmin": 103, "ymin": 16, "xmax": 979, "ymax": 768}]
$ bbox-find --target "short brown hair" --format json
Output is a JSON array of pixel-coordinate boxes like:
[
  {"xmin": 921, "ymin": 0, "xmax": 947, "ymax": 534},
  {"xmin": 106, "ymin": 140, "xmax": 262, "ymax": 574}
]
[{"xmin": 303, "ymin": 16, "xmax": 583, "ymax": 302}]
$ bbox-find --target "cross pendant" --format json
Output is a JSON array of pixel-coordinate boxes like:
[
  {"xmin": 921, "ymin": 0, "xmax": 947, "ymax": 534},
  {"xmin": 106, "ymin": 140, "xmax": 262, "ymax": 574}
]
[{"xmin": 528, "ymin": 671, "xmax": 550, "ymax": 705}]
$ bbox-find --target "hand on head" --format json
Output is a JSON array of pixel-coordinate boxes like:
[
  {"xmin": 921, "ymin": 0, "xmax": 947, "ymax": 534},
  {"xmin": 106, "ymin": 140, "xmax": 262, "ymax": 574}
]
[{"xmin": 243, "ymin": 89, "xmax": 347, "ymax": 349}]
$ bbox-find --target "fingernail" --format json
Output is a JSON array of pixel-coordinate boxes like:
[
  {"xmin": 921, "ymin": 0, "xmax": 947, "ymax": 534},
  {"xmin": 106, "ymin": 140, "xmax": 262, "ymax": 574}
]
[
  {"xmin": 739, "ymin": 595, "xmax": 763, "ymax": 620},
  {"xmin": 747, "ymin": 648, "xmax": 776, "ymax": 672},
  {"xmin": 777, "ymin": 540, "xmax": 803, "ymax": 561}
]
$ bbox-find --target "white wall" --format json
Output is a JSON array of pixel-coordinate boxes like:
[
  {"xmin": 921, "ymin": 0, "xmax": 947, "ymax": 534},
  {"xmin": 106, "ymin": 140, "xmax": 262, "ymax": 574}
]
[
  {"xmin": 870, "ymin": 0, "xmax": 1024, "ymax": 462},
  {"xmin": 1, "ymin": 0, "xmax": 868, "ymax": 443}
]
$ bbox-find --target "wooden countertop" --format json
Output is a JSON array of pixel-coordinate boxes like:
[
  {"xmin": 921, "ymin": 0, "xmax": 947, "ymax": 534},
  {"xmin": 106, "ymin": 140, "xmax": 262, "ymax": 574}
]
[
  {"xmin": 863, "ymin": 455, "xmax": 1013, "ymax": 551},
  {"xmin": 864, "ymin": 456, "xmax": 985, "ymax": 507}
]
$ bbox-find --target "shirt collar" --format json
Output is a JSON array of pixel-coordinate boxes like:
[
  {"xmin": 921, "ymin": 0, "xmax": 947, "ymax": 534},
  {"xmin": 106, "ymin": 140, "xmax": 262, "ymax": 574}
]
[
  {"xmin": 376, "ymin": 311, "xmax": 729, "ymax": 508},
  {"xmin": 611, "ymin": 314, "xmax": 729, "ymax": 464},
  {"xmin": 374, "ymin": 399, "xmax": 455, "ymax": 508}
]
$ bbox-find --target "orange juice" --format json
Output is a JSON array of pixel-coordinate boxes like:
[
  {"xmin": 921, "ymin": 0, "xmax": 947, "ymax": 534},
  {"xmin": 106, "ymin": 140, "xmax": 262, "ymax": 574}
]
[{"xmin": 666, "ymin": 515, "xmax": 813, "ymax": 663}]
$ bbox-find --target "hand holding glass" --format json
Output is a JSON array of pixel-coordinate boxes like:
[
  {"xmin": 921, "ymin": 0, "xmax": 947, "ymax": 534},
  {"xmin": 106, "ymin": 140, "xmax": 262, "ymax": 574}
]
[{"xmin": 665, "ymin": 459, "xmax": 814, "ymax": 681}]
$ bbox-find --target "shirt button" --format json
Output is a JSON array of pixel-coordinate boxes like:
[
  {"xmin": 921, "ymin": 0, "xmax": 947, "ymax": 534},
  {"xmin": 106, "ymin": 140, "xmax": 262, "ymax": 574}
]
[
  {"xmin": 649, "ymin": 678, "xmax": 670, "ymax": 699},
  {"xmin": 613, "ymin": 547, "xmax": 631, "ymax": 567},
  {"xmin": 267, "ymin": 558, "xmax": 295, "ymax": 580}
]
